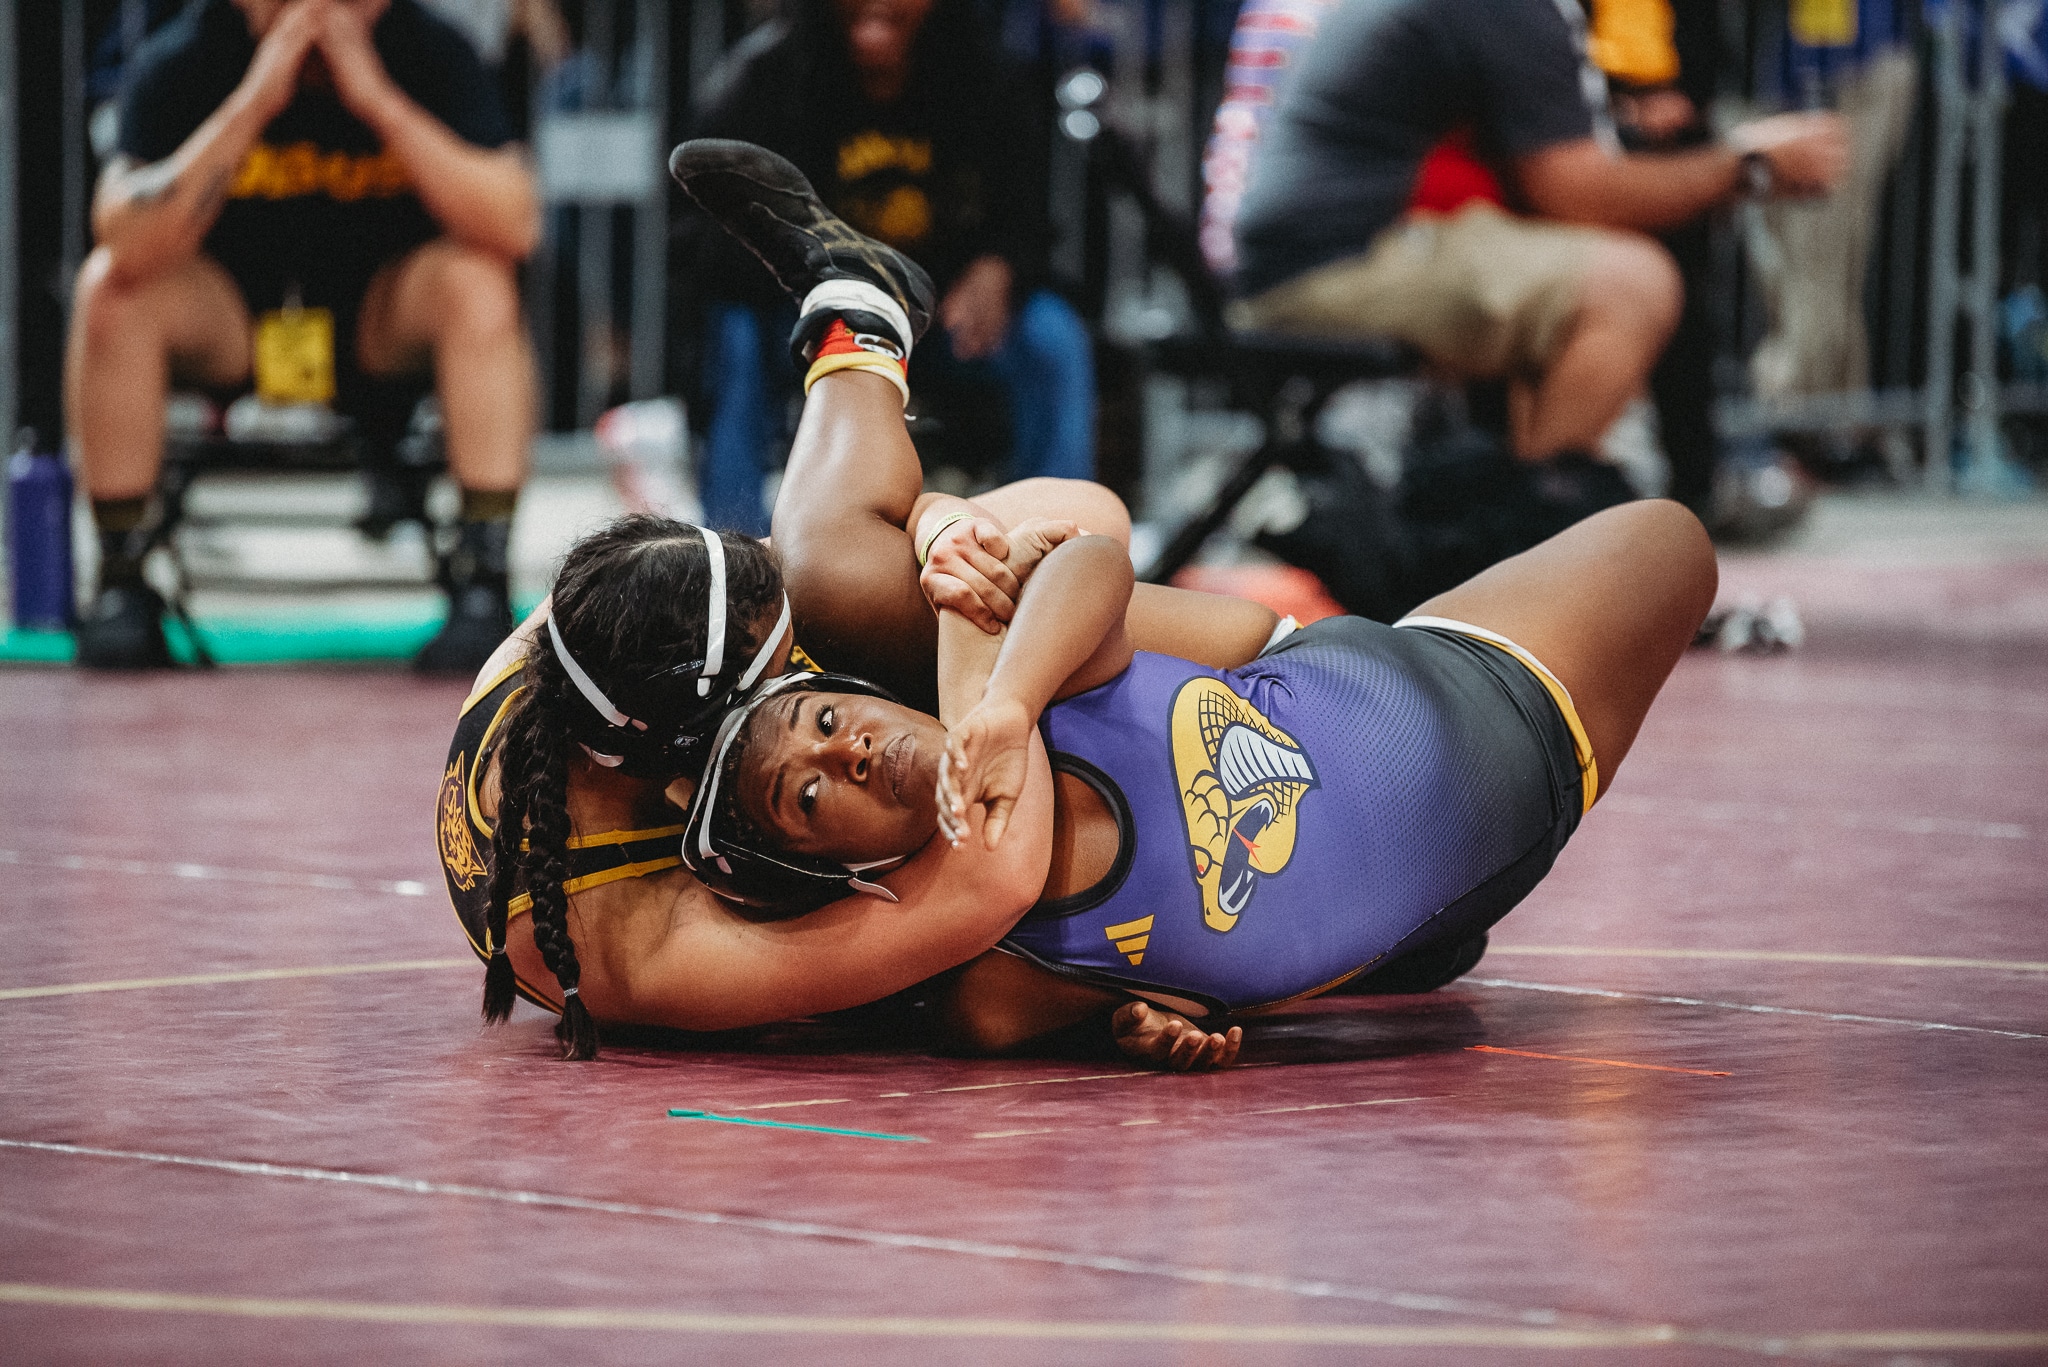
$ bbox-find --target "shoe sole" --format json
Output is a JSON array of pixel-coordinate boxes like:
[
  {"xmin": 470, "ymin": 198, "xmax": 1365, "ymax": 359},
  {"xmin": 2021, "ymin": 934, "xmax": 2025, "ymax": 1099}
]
[{"xmin": 668, "ymin": 138, "xmax": 933, "ymax": 342}]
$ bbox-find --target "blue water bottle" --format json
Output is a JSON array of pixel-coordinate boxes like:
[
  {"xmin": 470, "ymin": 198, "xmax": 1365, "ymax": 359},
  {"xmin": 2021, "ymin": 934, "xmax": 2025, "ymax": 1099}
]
[{"xmin": 7, "ymin": 430, "xmax": 77, "ymax": 630}]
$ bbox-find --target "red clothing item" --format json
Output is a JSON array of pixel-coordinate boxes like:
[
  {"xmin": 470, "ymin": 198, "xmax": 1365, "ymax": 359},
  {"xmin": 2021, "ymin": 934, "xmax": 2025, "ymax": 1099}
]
[{"xmin": 1408, "ymin": 129, "xmax": 1506, "ymax": 215}]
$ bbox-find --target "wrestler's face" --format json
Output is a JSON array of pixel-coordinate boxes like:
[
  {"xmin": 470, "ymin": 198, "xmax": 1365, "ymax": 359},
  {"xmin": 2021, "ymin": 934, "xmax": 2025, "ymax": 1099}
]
[{"xmin": 740, "ymin": 691, "xmax": 944, "ymax": 863}]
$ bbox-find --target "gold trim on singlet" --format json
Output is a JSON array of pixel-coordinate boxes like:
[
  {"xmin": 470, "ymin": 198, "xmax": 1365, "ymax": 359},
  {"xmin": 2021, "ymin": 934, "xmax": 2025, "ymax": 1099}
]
[
  {"xmin": 466, "ymin": 686, "xmax": 526, "ymax": 840},
  {"xmin": 504, "ymin": 855, "xmax": 686, "ymax": 921},
  {"xmin": 461, "ymin": 657, "xmax": 527, "ymax": 717}
]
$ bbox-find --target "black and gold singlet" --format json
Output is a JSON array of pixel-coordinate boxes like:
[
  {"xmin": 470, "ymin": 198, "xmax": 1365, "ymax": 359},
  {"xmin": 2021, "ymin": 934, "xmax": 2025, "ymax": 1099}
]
[{"xmin": 437, "ymin": 660, "xmax": 686, "ymax": 1012}]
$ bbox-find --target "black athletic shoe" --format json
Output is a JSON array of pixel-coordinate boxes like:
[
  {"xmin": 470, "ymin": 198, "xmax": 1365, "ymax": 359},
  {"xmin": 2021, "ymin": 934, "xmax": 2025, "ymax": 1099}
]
[
  {"xmin": 1334, "ymin": 933, "xmax": 1490, "ymax": 995},
  {"xmin": 668, "ymin": 138, "xmax": 934, "ymax": 356},
  {"xmin": 75, "ymin": 582, "xmax": 174, "ymax": 669},
  {"xmin": 414, "ymin": 581, "xmax": 514, "ymax": 676},
  {"xmin": 415, "ymin": 518, "xmax": 515, "ymax": 676}
]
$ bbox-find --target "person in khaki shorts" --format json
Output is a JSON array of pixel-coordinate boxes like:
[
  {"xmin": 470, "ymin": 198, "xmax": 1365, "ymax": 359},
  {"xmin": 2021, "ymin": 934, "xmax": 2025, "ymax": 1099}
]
[{"xmin": 1231, "ymin": 0, "xmax": 1845, "ymax": 475}]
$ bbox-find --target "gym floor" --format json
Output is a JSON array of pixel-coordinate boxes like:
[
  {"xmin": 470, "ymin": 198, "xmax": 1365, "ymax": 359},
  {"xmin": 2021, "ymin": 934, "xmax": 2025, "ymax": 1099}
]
[{"xmin": 3, "ymin": 492, "xmax": 2044, "ymax": 1364}]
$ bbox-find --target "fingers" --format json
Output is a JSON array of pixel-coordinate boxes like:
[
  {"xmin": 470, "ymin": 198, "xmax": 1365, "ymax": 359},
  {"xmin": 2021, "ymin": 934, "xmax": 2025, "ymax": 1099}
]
[
  {"xmin": 923, "ymin": 571, "xmax": 1008, "ymax": 634},
  {"xmin": 970, "ymin": 521, "xmax": 1012, "ymax": 565},
  {"xmin": 981, "ymin": 793, "xmax": 1012, "ymax": 850}
]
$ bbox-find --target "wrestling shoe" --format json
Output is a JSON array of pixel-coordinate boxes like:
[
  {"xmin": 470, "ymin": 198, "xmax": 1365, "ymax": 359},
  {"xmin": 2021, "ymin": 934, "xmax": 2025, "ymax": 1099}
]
[
  {"xmin": 74, "ymin": 582, "xmax": 174, "ymax": 670},
  {"xmin": 415, "ymin": 519, "xmax": 514, "ymax": 676},
  {"xmin": 668, "ymin": 139, "xmax": 934, "ymax": 360}
]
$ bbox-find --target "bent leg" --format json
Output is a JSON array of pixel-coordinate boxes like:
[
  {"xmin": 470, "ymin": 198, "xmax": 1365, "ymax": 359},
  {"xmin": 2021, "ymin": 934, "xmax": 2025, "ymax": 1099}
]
[
  {"xmin": 777, "ymin": 373, "xmax": 1280, "ymax": 702},
  {"xmin": 1407, "ymin": 499, "xmax": 1715, "ymax": 796},
  {"xmin": 1512, "ymin": 233, "xmax": 1682, "ymax": 460},
  {"xmin": 357, "ymin": 238, "xmax": 534, "ymax": 493},
  {"xmin": 65, "ymin": 248, "xmax": 251, "ymax": 500}
]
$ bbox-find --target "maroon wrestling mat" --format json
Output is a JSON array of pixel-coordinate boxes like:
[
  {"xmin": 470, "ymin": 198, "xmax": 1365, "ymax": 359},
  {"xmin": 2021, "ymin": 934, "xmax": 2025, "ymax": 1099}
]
[{"xmin": 2, "ymin": 552, "xmax": 2044, "ymax": 1364}]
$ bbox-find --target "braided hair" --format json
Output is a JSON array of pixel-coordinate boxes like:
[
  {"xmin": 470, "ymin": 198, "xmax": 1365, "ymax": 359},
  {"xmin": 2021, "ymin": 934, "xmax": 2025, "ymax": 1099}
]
[{"xmin": 482, "ymin": 515, "xmax": 784, "ymax": 1059}]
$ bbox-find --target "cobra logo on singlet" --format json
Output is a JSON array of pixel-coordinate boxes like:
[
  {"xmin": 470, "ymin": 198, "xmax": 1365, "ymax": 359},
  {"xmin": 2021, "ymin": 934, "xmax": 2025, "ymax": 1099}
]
[
  {"xmin": 438, "ymin": 755, "xmax": 487, "ymax": 891},
  {"xmin": 1168, "ymin": 678, "xmax": 1318, "ymax": 933}
]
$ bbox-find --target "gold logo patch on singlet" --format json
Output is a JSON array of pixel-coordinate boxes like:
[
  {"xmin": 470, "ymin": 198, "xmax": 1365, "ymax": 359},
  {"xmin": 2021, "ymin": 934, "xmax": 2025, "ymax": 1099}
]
[
  {"xmin": 1169, "ymin": 678, "xmax": 1318, "ymax": 934},
  {"xmin": 439, "ymin": 755, "xmax": 488, "ymax": 891}
]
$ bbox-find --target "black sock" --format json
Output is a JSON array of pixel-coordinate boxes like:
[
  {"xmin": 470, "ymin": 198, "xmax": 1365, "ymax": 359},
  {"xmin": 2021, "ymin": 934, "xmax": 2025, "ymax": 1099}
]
[{"xmin": 92, "ymin": 496, "xmax": 150, "ymax": 590}]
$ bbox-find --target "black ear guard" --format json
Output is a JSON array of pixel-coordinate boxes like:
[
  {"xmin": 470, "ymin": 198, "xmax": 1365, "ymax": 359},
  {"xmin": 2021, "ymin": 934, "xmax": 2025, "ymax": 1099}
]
[{"xmin": 680, "ymin": 672, "xmax": 914, "ymax": 912}]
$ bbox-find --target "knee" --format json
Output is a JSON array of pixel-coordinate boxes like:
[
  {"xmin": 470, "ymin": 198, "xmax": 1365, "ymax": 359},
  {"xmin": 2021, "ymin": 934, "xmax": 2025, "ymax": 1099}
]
[
  {"xmin": 70, "ymin": 248, "xmax": 142, "ymax": 351},
  {"xmin": 1621, "ymin": 498, "xmax": 1718, "ymax": 615},
  {"xmin": 999, "ymin": 477, "xmax": 1130, "ymax": 543},
  {"xmin": 1582, "ymin": 235, "xmax": 1683, "ymax": 345},
  {"xmin": 426, "ymin": 245, "xmax": 523, "ymax": 343}
]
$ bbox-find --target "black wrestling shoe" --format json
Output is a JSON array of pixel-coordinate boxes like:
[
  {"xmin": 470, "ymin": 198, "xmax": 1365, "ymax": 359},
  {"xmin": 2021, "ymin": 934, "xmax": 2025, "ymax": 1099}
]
[
  {"xmin": 415, "ymin": 581, "xmax": 514, "ymax": 676},
  {"xmin": 1335, "ymin": 933, "xmax": 1489, "ymax": 995},
  {"xmin": 668, "ymin": 139, "xmax": 934, "ymax": 356},
  {"xmin": 75, "ymin": 582, "xmax": 174, "ymax": 670},
  {"xmin": 415, "ymin": 519, "xmax": 514, "ymax": 676}
]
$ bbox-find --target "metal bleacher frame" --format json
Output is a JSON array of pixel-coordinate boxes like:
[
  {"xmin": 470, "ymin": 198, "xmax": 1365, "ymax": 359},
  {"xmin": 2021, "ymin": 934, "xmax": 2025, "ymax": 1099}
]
[{"xmin": 1061, "ymin": 105, "xmax": 1420, "ymax": 584}]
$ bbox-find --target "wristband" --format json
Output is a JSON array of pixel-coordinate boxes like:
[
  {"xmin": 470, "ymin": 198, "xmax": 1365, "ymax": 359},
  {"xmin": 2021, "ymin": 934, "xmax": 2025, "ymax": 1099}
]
[{"xmin": 916, "ymin": 511, "xmax": 979, "ymax": 567}]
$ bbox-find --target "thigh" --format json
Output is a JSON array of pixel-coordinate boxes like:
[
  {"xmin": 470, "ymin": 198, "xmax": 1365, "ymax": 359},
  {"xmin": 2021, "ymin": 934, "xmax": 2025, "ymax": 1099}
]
[
  {"xmin": 1406, "ymin": 500, "xmax": 1716, "ymax": 797},
  {"xmin": 355, "ymin": 238, "xmax": 501, "ymax": 377},
  {"xmin": 1431, "ymin": 207, "xmax": 1609, "ymax": 377},
  {"xmin": 159, "ymin": 254, "xmax": 255, "ymax": 388}
]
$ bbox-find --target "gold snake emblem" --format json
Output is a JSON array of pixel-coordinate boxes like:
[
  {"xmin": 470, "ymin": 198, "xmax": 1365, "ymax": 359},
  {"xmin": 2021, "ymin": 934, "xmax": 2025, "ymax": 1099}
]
[{"xmin": 1168, "ymin": 677, "xmax": 1318, "ymax": 933}]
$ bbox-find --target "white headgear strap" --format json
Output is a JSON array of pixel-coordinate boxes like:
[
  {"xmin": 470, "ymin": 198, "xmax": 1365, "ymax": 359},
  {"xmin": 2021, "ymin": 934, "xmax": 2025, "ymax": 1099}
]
[
  {"xmin": 548, "ymin": 612, "xmax": 638, "ymax": 730},
  {"xmin": 697, "ymin": 527, "xmax": 727, "ymax": 696}
]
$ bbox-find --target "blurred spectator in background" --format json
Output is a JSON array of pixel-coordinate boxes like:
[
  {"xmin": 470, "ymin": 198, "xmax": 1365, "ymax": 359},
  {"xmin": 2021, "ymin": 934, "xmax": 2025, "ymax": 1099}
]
[
  {"xmin": 66, "ymin": 0, "xmax": 538, "ymax": 672},
  {"xmin": 1223, "ymin": 0, "xmax": 1846, "ymax": 495},
  {"xmin": 686, "ymin": 0, "xmax": 1093, "ymax": 534}
]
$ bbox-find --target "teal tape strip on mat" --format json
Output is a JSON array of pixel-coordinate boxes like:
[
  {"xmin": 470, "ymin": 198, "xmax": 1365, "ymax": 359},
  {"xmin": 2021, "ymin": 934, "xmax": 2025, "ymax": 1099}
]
[
  {"xmin": 668, "ymin": 1109, "xmax": 928, "ymax": 1143},
  {"xmin": 2, "ymin": 596, "xmax": 545, "ymax": 667}
]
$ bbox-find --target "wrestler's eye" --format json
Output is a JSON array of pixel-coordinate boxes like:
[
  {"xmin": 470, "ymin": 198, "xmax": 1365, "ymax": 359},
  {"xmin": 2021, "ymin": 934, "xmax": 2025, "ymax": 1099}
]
[
  {"xmin": 799, "ymin": 778, "xmax": 819, "ymax": 815},
  {"xmin": 817, "ymin": 706, "xmax": 835, "ymax": 736}
]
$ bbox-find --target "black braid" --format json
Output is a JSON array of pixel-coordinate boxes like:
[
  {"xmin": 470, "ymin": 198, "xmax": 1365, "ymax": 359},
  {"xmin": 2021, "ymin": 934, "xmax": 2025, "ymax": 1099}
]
[{"xmin": 477, "ymin": 514, "xmax": 784, "ymax": 1059}]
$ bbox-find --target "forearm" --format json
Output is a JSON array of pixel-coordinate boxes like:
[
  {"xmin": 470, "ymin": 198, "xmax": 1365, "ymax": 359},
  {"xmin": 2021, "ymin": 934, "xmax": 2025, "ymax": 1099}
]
[
  {"xmin": 937, "ymin": 609, "xmax": 1005, "ymax": 725},
  {"xmin": 1523, "ymin": 144, "xmax": 1741, "ymax": 232},
  {"xmin": 933, "ymin": 949, "xmax": 1119, "ymax": 1055},
  {"xmin": 92, "ymin": 93, "xmax": 273, "ymax": 280},
  {"xmin": 364, "ymin": 95, "xmax": 539, "ymax": 259},
  {"xmin": 984, "ymin": 536, "xmax": 1132, "ymax": 716}
]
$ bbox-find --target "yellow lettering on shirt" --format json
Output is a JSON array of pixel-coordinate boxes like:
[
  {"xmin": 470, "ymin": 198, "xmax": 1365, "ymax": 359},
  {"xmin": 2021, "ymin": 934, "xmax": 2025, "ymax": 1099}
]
[
  {"xmin": 837, "ymin": 131, "xmax": 933, "ymax": 183},
  {"xmin": 229, "ymin": 142, "xmax": 413, "ymax": 203}
]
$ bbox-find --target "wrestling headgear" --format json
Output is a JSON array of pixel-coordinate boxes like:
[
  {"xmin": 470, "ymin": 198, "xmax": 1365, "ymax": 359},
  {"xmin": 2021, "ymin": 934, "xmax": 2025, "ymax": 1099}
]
[
  {"xmin": 548, "ymin": 525, "xmax": 793, "ymax": 779},
  {"xmin": 681, "ymin": 671, "xmax": 914, "ymax": 912}
]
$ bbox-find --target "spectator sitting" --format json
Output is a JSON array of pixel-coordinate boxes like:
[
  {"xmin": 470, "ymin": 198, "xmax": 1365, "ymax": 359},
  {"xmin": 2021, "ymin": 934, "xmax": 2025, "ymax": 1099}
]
[
  {"xmin": 685, "ymin": 0, "xmax": 1093, "ymax": 534},
  {"xmin": 1218, "ymin": 0, "xmax": 1845, "ymax": 499},
  {"xmin": 67, "ymin": 0, "xmax": 540, "ymax": 673}
]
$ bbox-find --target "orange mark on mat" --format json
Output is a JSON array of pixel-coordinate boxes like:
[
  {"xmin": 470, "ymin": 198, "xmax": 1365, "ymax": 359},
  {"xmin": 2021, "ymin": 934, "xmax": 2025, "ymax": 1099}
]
[{"xmin": 1467, "ymin": 1045, "xmax": 1731, "ymax": 1077}]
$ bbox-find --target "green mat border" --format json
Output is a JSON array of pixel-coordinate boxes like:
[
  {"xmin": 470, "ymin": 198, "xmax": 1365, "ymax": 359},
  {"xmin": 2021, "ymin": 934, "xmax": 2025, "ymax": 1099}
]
[{"xmin": 4, "ymin": 596, "xmax": 544, "ymax": 667}]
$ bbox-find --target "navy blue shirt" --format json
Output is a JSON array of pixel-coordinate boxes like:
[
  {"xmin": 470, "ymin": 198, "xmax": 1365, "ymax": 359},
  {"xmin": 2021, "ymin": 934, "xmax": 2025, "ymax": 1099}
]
[
  {"xmin": 1234, "ymin": 0, "xmax": 1598, "ymax": 297},
  {"xmin": 117, "ymin": 0, "xmax": 510, "ymax": 299}
]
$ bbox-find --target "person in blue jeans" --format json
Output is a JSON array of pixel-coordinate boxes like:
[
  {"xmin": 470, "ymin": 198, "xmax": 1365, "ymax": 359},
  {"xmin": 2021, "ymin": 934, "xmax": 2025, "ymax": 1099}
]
[{"xmin": 686, "ymin": 0, "xmax": 1093, "ymax": 534}]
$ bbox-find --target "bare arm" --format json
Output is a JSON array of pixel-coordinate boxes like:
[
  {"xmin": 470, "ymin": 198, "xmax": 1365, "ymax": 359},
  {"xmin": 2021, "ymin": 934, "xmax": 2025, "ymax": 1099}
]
[
  {"xmin": 606, "ymin": 734, "xmax": 1056, "ymax": 1030},
  {"xmin": 1516, "ymin": 113, "xmax": 1848, "ymax": 233},
  {"xmin": 316, "ymin": 4, "xmax": 540, "ymax": 260},
  {"xmin": 91, "ymin": 0, "xmax": 328, "ymax": 283},
  {"xmin": 933, "ymin": 949, "xmax": 1242, "ymax": 1069},
  {"xmin": 937, "ymin": 534, "xmax": 1134, "ymax": 848}
]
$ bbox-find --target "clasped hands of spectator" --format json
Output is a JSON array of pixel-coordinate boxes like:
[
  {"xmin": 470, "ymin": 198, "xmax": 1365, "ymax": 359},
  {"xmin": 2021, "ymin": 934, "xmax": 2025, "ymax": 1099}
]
[{"xmin": 241, "ymin": 0, "xmax": 408, "ymax": 128}]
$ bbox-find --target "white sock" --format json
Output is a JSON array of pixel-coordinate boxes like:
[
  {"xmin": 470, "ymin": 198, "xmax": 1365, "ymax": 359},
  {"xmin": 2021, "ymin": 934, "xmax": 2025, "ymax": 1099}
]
[{"xmin": 800, "ymin": 280, "xmax": 914, "ymax": 360}]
